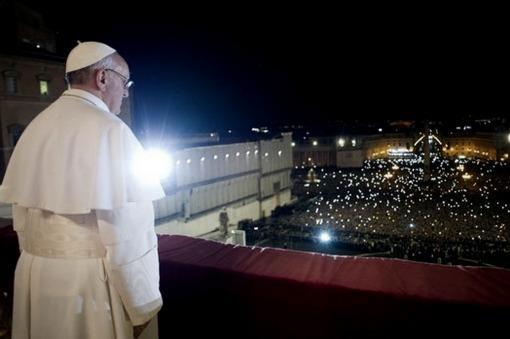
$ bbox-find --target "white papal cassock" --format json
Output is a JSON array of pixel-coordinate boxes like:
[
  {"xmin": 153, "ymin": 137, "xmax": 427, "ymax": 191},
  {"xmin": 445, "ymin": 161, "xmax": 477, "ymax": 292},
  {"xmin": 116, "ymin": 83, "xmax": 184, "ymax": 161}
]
[{"xmin": 0, "ymin": 89, "xmax": 166, "ymax": 339}]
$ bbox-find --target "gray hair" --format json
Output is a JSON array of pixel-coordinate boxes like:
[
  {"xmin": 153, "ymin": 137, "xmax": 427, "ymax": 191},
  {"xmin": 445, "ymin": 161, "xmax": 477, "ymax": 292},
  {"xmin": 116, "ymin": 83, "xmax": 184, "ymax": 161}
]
[{"xmin": 66, "ymin": 52, "xmax": 118, "ymax": 85}]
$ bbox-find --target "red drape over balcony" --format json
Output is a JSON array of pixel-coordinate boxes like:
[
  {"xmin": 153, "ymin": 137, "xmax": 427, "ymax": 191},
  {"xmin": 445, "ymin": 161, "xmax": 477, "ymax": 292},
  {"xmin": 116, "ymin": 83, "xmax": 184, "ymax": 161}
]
[{"xmin": 2, "ymin": 226, "xmax": 510, "ymax": 338}]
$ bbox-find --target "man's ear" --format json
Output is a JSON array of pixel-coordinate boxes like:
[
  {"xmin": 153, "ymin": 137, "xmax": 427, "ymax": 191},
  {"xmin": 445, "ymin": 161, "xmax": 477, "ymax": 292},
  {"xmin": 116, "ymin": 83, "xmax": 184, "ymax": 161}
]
[{"xmin": 96, "ymin": 69, "xmax": 107, "ymax": 90}]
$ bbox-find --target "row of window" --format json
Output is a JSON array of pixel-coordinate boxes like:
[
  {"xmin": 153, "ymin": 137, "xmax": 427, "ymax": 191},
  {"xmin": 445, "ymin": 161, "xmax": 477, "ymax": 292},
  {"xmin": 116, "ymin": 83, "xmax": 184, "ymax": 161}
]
[{"xmin": 3, "ymin": 70, "xmax": 51, "ymax": 96}]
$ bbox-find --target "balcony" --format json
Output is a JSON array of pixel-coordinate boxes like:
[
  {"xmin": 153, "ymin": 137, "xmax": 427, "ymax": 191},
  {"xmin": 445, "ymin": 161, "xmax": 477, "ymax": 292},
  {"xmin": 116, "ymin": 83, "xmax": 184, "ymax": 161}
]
[{"xmin": 1, "ymin": 225, "xmax": 510, "ymax": 338}]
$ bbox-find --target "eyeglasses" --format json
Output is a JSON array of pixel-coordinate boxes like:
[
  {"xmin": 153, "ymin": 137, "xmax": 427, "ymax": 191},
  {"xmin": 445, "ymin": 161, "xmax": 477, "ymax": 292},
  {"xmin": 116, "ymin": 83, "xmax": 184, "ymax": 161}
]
[{"xmin": 104, "ymin": 68, "xmax": 134, "ymax": 89}]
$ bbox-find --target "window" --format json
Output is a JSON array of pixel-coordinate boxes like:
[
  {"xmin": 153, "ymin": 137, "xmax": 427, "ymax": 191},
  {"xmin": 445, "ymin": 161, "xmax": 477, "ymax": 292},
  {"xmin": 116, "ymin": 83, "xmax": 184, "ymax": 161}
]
[
  {"xmin": 6, "ymin": 76, "xmax": 18, "ymax": 94},
  {"xmin": 37, "ymin": 72, "xmax": 51, "ymax": 96},
  {"xmin": 273, "ymin": 181, "xmax": 281, "ymax": 193},
  {"xmin": 39, "ymin": 80, "xmax": 49, "ymax": 95},
  {"xmin": 3, "ymin": 69, "xmax": 19, "ymax": 94}
]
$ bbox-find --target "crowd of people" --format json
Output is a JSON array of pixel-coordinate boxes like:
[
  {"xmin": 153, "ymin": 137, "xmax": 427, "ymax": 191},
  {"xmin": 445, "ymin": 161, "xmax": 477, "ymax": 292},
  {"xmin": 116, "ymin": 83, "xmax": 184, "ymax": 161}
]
[{"xmin": 244, "ymin": 156, "xmax": 510, "ymax": 267}]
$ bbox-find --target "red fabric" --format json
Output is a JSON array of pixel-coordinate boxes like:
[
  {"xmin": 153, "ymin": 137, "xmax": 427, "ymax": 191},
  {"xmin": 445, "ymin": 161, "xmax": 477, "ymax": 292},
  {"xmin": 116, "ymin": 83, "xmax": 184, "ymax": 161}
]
[
  {"xmin": 158, "ymin": 235, "xmax": 510, "ymax": 307},
  {"xmin": 2, "ymin": 227, "xmax": 510, "ymax": 337},
  {"xmin": 157, "ymin": 235, "xmax": 510, "ymax": 338}
]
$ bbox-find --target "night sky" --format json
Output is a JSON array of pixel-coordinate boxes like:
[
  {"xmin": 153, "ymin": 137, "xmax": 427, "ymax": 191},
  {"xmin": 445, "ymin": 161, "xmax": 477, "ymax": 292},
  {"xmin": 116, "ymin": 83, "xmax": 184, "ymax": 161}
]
[{"xmin": 19, "ymin": 2, "xmax": 510, "ymax": 134}]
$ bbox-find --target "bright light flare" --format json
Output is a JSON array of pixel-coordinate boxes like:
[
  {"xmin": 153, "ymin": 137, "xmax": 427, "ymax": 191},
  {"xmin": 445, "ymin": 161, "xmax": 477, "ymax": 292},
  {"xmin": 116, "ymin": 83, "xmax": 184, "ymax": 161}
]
[
  {"xmin": 133, "ymin": 148, "xmax": 172, "ymax": 181},
  {"xmin": 319, "ymin": 231, "xmax": 331, "ymax": 242}
]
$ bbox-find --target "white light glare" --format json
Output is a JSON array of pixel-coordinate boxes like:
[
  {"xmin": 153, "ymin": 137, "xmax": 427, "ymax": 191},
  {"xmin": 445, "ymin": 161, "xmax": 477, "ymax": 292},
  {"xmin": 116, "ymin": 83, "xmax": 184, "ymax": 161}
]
[
  {"xmin": 319, "ymin": 231, "xmax": 331, "ymax": 242},
  {"xmin": 133, "ymin": 148, "xmax": 172, "ymax": 181}
]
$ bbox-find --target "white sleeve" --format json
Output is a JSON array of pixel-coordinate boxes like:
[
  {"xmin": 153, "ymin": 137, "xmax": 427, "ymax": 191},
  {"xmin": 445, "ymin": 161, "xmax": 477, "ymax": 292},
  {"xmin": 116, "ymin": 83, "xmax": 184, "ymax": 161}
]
[
  {"xmin": 95, "ymin": 201, "xmax": 162, "ymax": 326},
  {"xmin": 12, "ymin": 204, "xmax": 28, "ymax": 251}
]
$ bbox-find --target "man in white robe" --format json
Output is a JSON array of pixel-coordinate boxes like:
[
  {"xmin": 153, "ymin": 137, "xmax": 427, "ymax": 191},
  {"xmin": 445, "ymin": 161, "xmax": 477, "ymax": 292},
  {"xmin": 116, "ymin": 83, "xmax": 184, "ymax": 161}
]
[{"xmin": 0, "ymin": 42, "xmax": 165, "ymax": 339}]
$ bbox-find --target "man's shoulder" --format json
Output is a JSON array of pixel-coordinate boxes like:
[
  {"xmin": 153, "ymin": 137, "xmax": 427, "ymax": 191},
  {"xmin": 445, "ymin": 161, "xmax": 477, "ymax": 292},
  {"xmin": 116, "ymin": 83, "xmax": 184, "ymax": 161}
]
[
  {"xmin": 18, "ymin": 97, "xmax": 127, "ymax": 149},
  {"xmin": 45, "ymin": 95, "xmax": 124, "ymax": 129}
]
